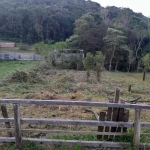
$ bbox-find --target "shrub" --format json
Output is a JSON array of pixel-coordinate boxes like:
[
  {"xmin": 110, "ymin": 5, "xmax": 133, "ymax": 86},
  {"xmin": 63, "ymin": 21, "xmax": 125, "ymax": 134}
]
[{"xmin": 8, "ymin": 70, "xmax": 42, "ymax": 83}]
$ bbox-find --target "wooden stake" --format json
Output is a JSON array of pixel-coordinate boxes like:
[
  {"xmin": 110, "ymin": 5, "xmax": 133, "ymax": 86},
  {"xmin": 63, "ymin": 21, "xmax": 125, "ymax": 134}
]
[
  {"xmin": 104, "ymin": 100, "xmax": 113, "ymax": 139},
  {"xmin": 114, "ymin": 88, "xmax": 120, "ymax": 103},
  {"xmin": 97, "ymin": 111, "xmax": 106, "ymax": 140},
  {"xmin": 111, "ymin": 89, "xmax": 120, "ymax": 133},
  {"xmin": 133, "ymin": 109, "xmax": 141, "ymax": 150},
  {"xmin": 14, "ymin": 104, "xmax": 22, "ymax": 149},
  {"xmin": 1, "ymin": 104, "xmax": 12, "ymax": 137},
  {"xmin": 116, "ymin": 100, "xmax": 125, "ymax": 133},
  {"xmin": 128, "ymin": 85, "xmax": 131, "ymax": 92},
  {"xmin": 123, "ymin": 110, "xmax": 129, "ymax": 132}
]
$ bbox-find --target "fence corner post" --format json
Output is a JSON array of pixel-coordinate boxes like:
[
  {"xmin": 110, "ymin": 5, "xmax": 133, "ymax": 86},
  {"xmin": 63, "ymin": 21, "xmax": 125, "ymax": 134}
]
[
  {"xmin": 14, "ymin": 104, "xmax": 22, "ymax": 149},
  {"xmin": 133, "ymin": 109, "xmax": 141, "ymax": 150}
]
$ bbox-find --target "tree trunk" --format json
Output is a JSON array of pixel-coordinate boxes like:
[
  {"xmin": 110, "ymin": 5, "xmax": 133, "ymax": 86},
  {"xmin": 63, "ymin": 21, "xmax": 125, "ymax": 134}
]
[
  {"xmin": 76, "ymin": 63, "xmax": 79, "ymax": 70},
  {"xmin": 136, "ymin": 60, "xmax": 140, "ymax": 72},
  {"xmin": 115, "ymin": 61, "xmax": 119, "ymax": 72},
  {"xmin": 109, "ymin": 56, "xmax": 113, "ymax": 71},
  {"xmin": 128, "ymin": 64, "xmax": 131, "ymax": 73},
  {"xmin": 86, "ymin": 70, "xmax": 90, "ymax": 81},
  {"xmin": 96, "ymin": 71, "xmax": 101, "ymax": 82},
  {"xmin": 109, "ymin": 50, "xmax": 115, "ymax": 71},
  {"xmin": 143, "ymin": 70, "xmax": 146, "ymax": 81}
]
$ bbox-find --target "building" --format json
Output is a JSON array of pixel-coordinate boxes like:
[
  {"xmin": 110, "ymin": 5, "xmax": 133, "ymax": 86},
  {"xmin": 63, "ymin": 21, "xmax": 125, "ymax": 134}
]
[
  {"xmin": 0, "ymin": 42, "xmax": 15, "ymax": 48},
  {"xmin": 0, "ymin": 52, "xmax": 19, "ymax": 60},
  {"xmin": 53, "ymin": 49, "xmax": 84, "ymax": 61},
  {"xmin": 0, "ymin": 52, "xmax": 42, "ymax": 60}
]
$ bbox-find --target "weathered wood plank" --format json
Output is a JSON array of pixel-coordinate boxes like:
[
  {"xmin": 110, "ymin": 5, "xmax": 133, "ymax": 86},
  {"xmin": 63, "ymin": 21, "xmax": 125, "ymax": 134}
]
[
  {"xmin": 0, "ymin": 137, "xmax": 15, "ymax": 142},
  {"xmin": 0, "ymin": 99, "xmax": 150, "ymax": 109},
  {"xmin": 0, "ymin": 128, "xmax": 150, "ymax": 136},
  {"xmin": 14, "ymin": 104, "xmax": 22, "ymax": 149},
  {"xmin": 0, "ymin": 118, "xmax": 14, "ymax": 122},
  {"xmin": 1, "ymin": 104, "xmax": 13, "ymax": 137},
  {"xmin": 22, "ymin": 129, "xmax": 133, "ymax": 136},
  {"xmin": 0, "ymin": 128, "xmax": 134, "ymax": 136},
  {"xmin": 0, "ymin": 137, "xmax": 150, "ymax": 149},
  {"xmin": 22, "ymin": 139, "xmax": 150, "ymax": 148},
  {"xmin": 104, "ymin": 100, "xmax": 113, "ymax": 139},
  {"xmin": 123, "ymin": 109, "xmax": 129, "ymax": 132},
  {"xmin": 22, "ymin": 138, "xmax": 131, "ymax": 148},
  {"xmin": 21, "ymin": 118, "xmax": 134, "ymax": 127},
  {"xmin": 116, "ymin": 100, "xmax": 125, "ymax": 133},
  {"xmin": 97, "ymin": 111, "xmax": 106, "ymax": 139},
  {"xmin": 0, "ymin": 118, "xmax": 150, "ymax": 127},
  {"xmin": 133, "ymin": 109, "xmax": 141, "ymax": 150},
  {"xmin": 111, "ymin": 89, "xmax": 120, "ymax": 134},
  {"xmin": 114, "ymin": 88, "xmax": 120, "ymax": 103}
]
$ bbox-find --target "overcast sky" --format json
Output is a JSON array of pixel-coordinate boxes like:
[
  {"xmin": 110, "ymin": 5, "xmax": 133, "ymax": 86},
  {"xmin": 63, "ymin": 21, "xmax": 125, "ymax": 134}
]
[{"xmin": 92, "ymin": 0, "xmax": 150, "ymax": 17}]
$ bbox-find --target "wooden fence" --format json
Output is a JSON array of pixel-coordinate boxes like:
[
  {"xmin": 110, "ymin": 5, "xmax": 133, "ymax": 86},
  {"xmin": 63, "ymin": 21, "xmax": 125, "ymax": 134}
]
[{"xmin": 0, "ymin": 99, "xmax": 150, "ymax": 149}]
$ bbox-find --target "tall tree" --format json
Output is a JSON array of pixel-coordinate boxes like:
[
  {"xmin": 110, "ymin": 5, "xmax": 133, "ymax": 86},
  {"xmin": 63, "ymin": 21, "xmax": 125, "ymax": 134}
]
[{"xmin": 104, "ymin": 28, "xmax": 128, "ymax": 71}]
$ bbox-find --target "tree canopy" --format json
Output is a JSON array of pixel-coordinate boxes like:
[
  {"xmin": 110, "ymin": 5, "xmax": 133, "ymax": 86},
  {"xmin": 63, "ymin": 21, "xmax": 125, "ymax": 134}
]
[{"xmin": 0, "ymin": 0, "xmax": 150, "ymax": 72}]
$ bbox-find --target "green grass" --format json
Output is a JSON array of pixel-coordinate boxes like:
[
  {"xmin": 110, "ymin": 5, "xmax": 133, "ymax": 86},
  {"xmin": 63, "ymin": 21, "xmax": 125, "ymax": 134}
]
[
  {"xmin": 0, "ymin": 60, "xmax": 39, "ymax": 78},
  {"xmin": 49, "ymin": 134, "xmax": 97, "ymax": 141}
]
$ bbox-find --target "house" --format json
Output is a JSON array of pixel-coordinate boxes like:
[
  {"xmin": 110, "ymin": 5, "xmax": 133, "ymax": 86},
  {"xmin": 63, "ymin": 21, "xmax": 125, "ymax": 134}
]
[{"xmin": 0, "ymin": 42, "xmax": 15, "ymax": 48}]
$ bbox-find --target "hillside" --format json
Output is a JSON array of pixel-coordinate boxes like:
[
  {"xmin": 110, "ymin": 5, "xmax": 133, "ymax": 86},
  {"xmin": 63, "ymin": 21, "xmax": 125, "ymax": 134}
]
[{"xmin": 0, "ymin": 0, "xmax": 150, "ymax": 72}]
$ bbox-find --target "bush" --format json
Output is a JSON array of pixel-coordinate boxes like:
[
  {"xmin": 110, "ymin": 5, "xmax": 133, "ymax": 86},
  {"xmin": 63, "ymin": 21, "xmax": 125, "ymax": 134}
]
[
  {"xmin": 11, "ymin": 70, "xmax": 28, "ymax": 82},
  {"xmin": 8, "ymin": 70, "xmax": 42, "ymax": 83}
]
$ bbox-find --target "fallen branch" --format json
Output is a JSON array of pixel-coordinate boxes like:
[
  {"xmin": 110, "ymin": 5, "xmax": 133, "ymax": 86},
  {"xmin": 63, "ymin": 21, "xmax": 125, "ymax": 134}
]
[
  {"xmin": 84, "ymin": 108, "xmax": 99, "ymax": 120},
  {"xmin": 125, "ymin": 97, "xmax": 142, "ymax": 104}
]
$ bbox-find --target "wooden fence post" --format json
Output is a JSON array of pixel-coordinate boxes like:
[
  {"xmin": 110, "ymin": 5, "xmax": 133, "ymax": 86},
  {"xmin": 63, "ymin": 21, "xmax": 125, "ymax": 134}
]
[
  {"xmin": 116, "ymin": 100, "xmax": 125, "ymax": 133},
  {"xmin": 128, "ymin": 85, "xmax": 131, "ymax": 92},
  {"xmin": 133, "ymin": 109, "xmax": 141, "ymax": 150},
  {"xmin": 14, "ymin": 104, "xmax": 22, "ymax": 149},
  {"xmin": 97, "ymin": 111, "xmax": 106, "ymax": 140},
  {"xmin": 111, "ymin": 89, "xmax": 120, "ymax": 133},
  {"xmin": 104, "ymin": 100, "xmax": 113, "ymax": 139},
  {"xmin": 123, "ymin": 110, "xmax": 129, "ymax": 132},
  {"xmin": 1, "ymin": 104, "xmax": 12, "ymax": 137},
  {"xmin": 114, "ymin": 88, "xmax": 120, "ymax": 103}
]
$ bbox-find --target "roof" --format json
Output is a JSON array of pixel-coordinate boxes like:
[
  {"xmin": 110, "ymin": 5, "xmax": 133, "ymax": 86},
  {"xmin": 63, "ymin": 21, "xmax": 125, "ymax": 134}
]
[{"xmin": 0, "ymin": 42, "xmax": 15, "ymax": 48}]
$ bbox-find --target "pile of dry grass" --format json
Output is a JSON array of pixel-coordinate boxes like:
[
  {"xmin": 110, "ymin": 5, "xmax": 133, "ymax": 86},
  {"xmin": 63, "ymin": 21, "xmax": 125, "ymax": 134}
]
[{"xmin": 6, "ymin": 70, "xmax": 43, "ymax": 83}]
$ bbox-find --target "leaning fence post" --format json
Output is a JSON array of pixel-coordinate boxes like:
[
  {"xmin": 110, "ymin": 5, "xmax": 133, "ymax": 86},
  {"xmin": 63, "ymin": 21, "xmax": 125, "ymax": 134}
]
[
  {"xmin": 1, "ymin": 104, "xmax": 12, "ymax": 137},
  {"xmin": 14, "ymin": 104, "xmax": 22, "ymax": 149},
  {"xmin": 133, "ymin": 109, "xmax": 141, "ymax": 150}
]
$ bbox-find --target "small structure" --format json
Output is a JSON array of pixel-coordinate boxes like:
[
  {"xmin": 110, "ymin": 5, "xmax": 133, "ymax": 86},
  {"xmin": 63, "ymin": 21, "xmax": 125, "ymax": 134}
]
[
  {"xmin": 0, "ymin": 42, "xmax": 15, "ymax": 48},
  {"xmin": 0, "ymin": 52, "xmax": 42, "ymax": 60},
  {"xmin": 0, "ymin": 52, "xmax": 19, "ymax": 60},
  {"xmin": 53, "ymin": 49, "xmax": 84, "ymax": 61}
]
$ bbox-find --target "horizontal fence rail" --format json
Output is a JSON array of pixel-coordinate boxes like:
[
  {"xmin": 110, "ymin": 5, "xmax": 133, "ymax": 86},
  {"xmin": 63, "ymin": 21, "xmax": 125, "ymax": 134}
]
[
  {"xmin": 0, "ymin": 99, "xmax": 150, "ymax": 109},
  {"xmin": 0, "ymin": 99, "xmax": 149, "ymax": 149},
  {"xmin": 1, "ymin": 118, "xmax": 150, "ymax": 127}
]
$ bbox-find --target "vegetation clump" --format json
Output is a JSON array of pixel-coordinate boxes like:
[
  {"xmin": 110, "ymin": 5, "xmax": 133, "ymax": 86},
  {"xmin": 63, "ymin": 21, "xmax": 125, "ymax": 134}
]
[{"xmin": 8, "ymin": 70, "xmax": 42, "ymax": 83}]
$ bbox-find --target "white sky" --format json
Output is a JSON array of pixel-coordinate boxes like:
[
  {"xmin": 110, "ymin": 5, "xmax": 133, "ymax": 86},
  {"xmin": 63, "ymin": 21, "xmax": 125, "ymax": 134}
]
[{"xmin": 92, "ymin": 0, "xmax": 150, "ymax": 17}]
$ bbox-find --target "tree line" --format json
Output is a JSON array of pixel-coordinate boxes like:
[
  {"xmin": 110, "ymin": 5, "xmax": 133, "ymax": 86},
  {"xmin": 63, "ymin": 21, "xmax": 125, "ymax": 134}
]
[{"xmin": 0, "ymin": 0, "xmax": 150, "ymax": 72}]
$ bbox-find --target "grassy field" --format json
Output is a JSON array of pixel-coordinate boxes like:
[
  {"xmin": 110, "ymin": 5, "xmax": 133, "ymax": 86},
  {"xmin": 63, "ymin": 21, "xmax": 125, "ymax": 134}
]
[
  {"xmin": 0, "ymin": 61, "xmax": 150, "ymax": 149},
  {"xmin": 0, "ymin": 60, "xmax": 39, "ymax": 78}
]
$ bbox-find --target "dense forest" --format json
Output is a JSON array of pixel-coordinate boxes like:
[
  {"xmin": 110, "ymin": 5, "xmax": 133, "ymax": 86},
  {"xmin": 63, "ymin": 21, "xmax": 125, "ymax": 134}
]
[{"xmin": 0, "ymin": 0, "xmax": 150, "ymax": 71}]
